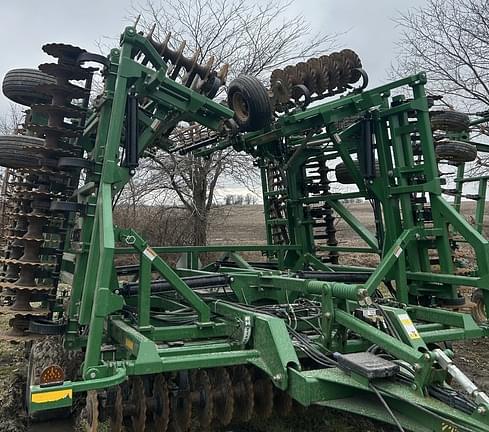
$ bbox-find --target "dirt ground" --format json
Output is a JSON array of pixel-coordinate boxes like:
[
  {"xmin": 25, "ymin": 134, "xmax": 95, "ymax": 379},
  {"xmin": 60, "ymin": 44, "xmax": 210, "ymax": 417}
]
[{"xmin": 0, "ymin": 203, "xmax": 488, "ymax": 431}]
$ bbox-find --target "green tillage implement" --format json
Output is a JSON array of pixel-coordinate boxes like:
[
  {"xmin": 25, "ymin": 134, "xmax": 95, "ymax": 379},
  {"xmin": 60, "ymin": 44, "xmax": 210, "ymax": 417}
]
[{"xmin": 25, "ymin": 26, "xmax": 489, "ymax": 432}]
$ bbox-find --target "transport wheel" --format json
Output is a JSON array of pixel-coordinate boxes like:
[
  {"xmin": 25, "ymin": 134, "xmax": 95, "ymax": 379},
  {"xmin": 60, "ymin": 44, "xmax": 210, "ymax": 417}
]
[
  {"xmin": 2, "ymin": 68, "xmax": 56, "ymax": 106},
  {"xmin": 471, "ymin": 289, "xmax": 487, "ymax": 323},
  {"xmin": 435, "ymin": 140, "xmax": 477, "ymax": 163},
  {"xmin": 209, "ymin": 368, "xmax": 234, "ymax": 426},
  {"xmin": 26, "ymin": 337, "xmax": 74, "ymax": 422},
  {"xmin": 430, "ymin": 110, "xmax": 470, "ymax": 132},
  {"xmin": 227, "ymin": 75, "xmax": 272, "ymax": 131},
  {"xmin": 0, "ymin": 135, "xmax": 57, "ymax": 170},
  {"xmin": 231, "ymin": 366, "xmax": 254, "ymax": 422},
  {"xmin": 335, "ymin": 159, "xmax": 380, "ymax": 184}
]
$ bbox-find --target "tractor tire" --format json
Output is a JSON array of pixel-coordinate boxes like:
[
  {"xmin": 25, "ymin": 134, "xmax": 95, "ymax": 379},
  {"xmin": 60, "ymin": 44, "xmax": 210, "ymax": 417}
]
[
  {"xmin": 430, "ymin": 110, "xmax": 470, "ymax": 133},
  {"xmin": 2, "ymin": 68, "xmax": 56, "ymax": 106},
  {"xmin": 435, "ymin": 140, "xmax": 477, "ymax": 164},
  {"xmin": 227, "ymin": 75, "xmax": 272, "ymax": 131},
  {"xmin": 335, "ymin": 160, "xmax": 379, "ymax": 184},
  {"xmin": 26, "ymin": 337, "xmax": 83, "ymax": 422},
  {"xmin": 0, "ymin": 135, "xmax": 56, "ymax": 169},
  {"xmin": 471, "ymin": 289, "xmax": 487, "ymax": 324}
]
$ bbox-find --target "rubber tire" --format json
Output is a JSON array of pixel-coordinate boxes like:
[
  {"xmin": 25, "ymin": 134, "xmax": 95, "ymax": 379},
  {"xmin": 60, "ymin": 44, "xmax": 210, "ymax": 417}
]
[
  {"xmin": 435, "ymin": 140, "xmax": 477, "ymax": 163},
  {"xmin": 430, "ymin": 110, "xmax": 470, "ymax": 132},
  {"xmin": 29, "ymin": 318, "xmax": 66, "ymax": 335},
  {"xmin": 227, "ymin": 75, "xmax": 272, "ymax": 131},
  {"xmin": 335, "ymin": 159, "xmax": 380, "ymax": 184},
  {"xmin": 0, "ymin": 135, "xmax": 55, "ymax": 169},
  {"xmin": 27, "ymin": 337, "xmax": 79, "ymax": 422},
  {"xmin": 2, "ymin": 68, "xmax": 56, "ymax": 106}
]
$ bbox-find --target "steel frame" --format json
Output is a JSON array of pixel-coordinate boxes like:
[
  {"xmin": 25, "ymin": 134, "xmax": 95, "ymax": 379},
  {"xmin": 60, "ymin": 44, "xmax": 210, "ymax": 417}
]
[{"xmin": 28, "ymin": 26, "xmax": 489, "ymax": 432}]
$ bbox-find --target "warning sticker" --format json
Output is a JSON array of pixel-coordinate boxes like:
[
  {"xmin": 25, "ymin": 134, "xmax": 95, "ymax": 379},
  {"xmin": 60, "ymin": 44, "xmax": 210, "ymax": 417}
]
[
  {"xmin": 394, "ymin": 246, "xmax": 403, "ymax": 258},
  {"xmin": 143, "ymin": 246, "xmax": 158, "ymax": 262},
  {"xmin": 441, "ymin": 423, "xmax": 458, "ymax": 432},
  {"xmin": 125, "ymin": 337, "xmax": 134, "ymax": 351},
  {"xmin": 398, "ymin": 313, "xmax": 421, "ymax": 340}
]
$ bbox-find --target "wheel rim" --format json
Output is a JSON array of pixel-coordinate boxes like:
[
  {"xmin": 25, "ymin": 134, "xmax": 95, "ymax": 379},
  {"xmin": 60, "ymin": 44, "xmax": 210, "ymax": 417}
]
[{"xmin": 231, "ymin": 92, "xmax": 250, "ymax": 123}]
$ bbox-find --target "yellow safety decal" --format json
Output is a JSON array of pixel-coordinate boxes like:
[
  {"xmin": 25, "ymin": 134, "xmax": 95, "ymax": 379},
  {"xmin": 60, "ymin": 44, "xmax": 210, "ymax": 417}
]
[
  {"xmin": 32, "ymin": 389, "xmax": 72, "ymax": 404},
  {"xmin": 398, "ymin": 313, "xmax": 421, "ymax": 340},
  {"xmin": 441, "ymin": 422, "xmax": 458, "ymax": 431},
  {"xmin": 125, "ymin": 337, "xmax": 134, "ymax": 351}
]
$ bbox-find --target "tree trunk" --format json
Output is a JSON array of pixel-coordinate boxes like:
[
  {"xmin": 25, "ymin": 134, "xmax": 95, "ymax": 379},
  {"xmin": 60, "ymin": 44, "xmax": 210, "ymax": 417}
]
[
  {"xmin": 191, "ymin": 166, "xmax": 209, "ymax": 246},
  {"xmin": 192, "ymin": 212, "xmax": 207, "ymax": 246}
]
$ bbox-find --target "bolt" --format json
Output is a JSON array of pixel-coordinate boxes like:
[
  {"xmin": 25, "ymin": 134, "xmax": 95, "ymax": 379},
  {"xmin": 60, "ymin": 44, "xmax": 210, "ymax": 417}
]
[
  {"xmin": 115, "ymin": 289, "xmax": 120, "ymax": 295},
  {"xmin": 89, "ymin": 372, "xmax": 97, "ymax": 379},
  {"xmin": 324, "ymin": 312, "xmax": 332, "ymax": 319},
  {"xmin": 413, "ymin": 363, "xmax": 422, "ymax": 372},
  {"xmin": 415, "ymin": 233, "xmax": 421, "ymax": 240},
  {"xmin": 411, "ymin": 384, "xmax": 417, "ymax": 390},
  {"xmin": 273, "ymin": 374, "xmax": 283, "ymax": 383},
  {"xmin": 478, "ymin": 406, "xmax": 487, "ymax": 415},
  {"xmin": 424, "ymin": 353, "xmax": 431, "ymax": 360}
]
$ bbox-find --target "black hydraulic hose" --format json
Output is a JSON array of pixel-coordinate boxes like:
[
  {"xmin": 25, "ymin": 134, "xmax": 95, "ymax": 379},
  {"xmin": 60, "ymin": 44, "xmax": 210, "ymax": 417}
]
[
  {"xmin": 296, "ymin": 271, "xmax": 373, "ymax": 283},
  {"xmin": 120, "ymin": 274, "xmax": 231, "ymax": 296},
  {"xmin": 116, "ymin": 264, "xmax": 140, "ymax": 275},
  {"xmin": 216, "ymin": 260, "xmax": 279, "ymax": 270},
  {"xmin": 369, "ymin": 384, "xmax": 406, "ymax": 432}
]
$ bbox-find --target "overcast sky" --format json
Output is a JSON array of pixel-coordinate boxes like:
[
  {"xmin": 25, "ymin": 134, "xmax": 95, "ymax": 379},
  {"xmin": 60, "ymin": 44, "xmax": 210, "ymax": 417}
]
[
  {"xmin": 0, "ymin": 0, "xmax": 428, "ymax": 115},
  {"xmin": 0, "ymin": 0, "xmax": 430, "ymax": 198}
]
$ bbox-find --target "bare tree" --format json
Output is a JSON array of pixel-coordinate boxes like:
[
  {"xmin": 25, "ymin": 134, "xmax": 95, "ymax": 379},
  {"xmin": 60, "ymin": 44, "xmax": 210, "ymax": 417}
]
[
  {"xmin": 394, "ymin": 0, "xmax": 489, "ymax": 110},
  {"xmin": 0, "ymin": 103, "xmax": 23, "ymax": 135},
  {"xmin": 130, "ymin": 0, "xmax": 338, "ymax": 245},
  {"xmin": 394, "ymin": 0, "xmax": 489, "ymax": 173}
]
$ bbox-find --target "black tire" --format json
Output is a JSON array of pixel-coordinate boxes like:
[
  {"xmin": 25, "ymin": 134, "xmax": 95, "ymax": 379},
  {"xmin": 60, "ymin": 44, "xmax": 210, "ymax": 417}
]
[
  {"xmin": 435, "ymin": 140, "xmax": 477, "ymax": 163},
  {"xmin": 27, "ymin": 337, "xmax": 79, "ymax": 422},
  {"xmin": 471, "ymin": 289, "xmax": 487, "ymax": 324},
  {"xmin": 335, "ymin": 159, "xmax": 380, "ymax": 184},
  {"xmin": 227, "ymin": 75, "xmax": 272, "ymax": 131},
  {"xmin": 0, "ymin": 135, "xmax": 56, "ymax": 169},
  {"xmin": 2, "ymin": 68, "xmax": 56, "ymax": 106},
  {"xmin": 29, "ymin": 318, "xmax": 66, "ymax": 335},
  {"xmin": 430, "ymin": 110, "xmax": 470, "ymax": 132}
]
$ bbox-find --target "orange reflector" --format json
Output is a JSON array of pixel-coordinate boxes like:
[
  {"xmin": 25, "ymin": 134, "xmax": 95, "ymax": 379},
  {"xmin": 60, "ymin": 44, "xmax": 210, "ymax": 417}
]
[{"xmin": 39, "ymin": 365, "xmax": 65, "ymax": 387}]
